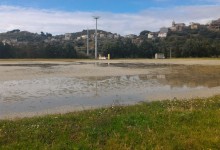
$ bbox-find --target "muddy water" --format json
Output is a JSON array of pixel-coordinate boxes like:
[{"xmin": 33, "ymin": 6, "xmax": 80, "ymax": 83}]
[{"xmin": 0, "ymin": 62, "xmax": 220, "ymax": 119}]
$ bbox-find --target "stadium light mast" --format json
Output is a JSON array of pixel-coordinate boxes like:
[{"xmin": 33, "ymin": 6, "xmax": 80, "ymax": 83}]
[
  {"xmin": 87, "ymin": 28, "xmax": 89, "ymax": 56},
  {"xmin": 93, "ymin": 16, "xmax": 100, "ymax": 59}
]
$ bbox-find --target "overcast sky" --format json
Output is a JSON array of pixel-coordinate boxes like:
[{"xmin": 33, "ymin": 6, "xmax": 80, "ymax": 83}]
[{"xmin": 0, "ymin": 0, "xmax": 220, "ymax": 35}]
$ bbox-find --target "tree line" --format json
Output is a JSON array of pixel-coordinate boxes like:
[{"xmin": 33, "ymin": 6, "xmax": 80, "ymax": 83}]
[
  {"xmin": 0, "ymin": 27, "xmax": 220, "ymax": 58},
  {"xmin": 100, "ymin": 27, "xmax": 220, "ymax": 58},
  {"xmin": 0, "ymin": 42, "xmax": 78, "ymax": 58}
]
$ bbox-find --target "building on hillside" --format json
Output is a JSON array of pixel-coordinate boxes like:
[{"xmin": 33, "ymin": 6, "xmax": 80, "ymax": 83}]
[
  {"xmin": 64, "ymin": 33, "xmax": 72, "ymax": 40},
  {"xmin": 125, "ymin": 34, "xmax": 137, "ymax": 39},
  {"xmin": 81, "ymin": 35, "xmax": 87, "ymax": 40},
  {"xmin": 190, "ymin": 22, "xmax": 200, "ymax": 30},
  {"xmin": 2, "ymin": 39, "xmax": 18, "ymax": 46},
  {"xmin": 148, "ymin": 32, "xmax": 157, "ymax": 39},
  {"xmin": 208, "ymin": 18, "xmax": 220, "ymax": 31},
  {"xmin": 89, "ymin": 33, "xmax": 102, "ymax": 39},
  {"xmin": 170, "ymin": 21, "xmax": 186, "ymax": 31},
  {"xmin": 155, "ymin": 53, "xmax": 165, "ymax": 59},
  {"xmin": 76, "ymin": 35, "xmax": 88, "ymax": 40},
  {"xmin": 158, "ymin": 27, "xmax": 168, "ymax": 38},
  {"xmin": 99, "ymin": 33, "xmax": 106, "ymax": 38},
  {"xmin": 50, "ymin": 38, "xmax": 58, "ymax": 42},
  {"xmin": 107, "ymin": 34, "xmax": 114, "ymax": 39},
  {"xmin": 76, "ymin": 37, "xmax": 81, "ymax": 40},
  {"xmin": 10, "ymin": 39, "xmax": 18, "ymax": 43},
  {"xmin": 2, "ymin": 39, "xmax": 11, "ymax": 45},
  {"xmin": 90, "ymin": 34, "xmax": 95, "ymax": 39},
  {"xmin": 113, "ymin": 34, "xmax": 120, "ymax": 39}
]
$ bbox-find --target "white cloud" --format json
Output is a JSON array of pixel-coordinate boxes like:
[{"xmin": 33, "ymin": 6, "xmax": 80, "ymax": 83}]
[{"xmin": 0, "ymin": 5, "xmax": 219, "ymax": 35}]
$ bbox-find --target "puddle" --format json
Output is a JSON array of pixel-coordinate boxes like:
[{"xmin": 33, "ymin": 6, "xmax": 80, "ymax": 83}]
[
  {"xmin": 97, "ymin": 62, "xmax": 179, "ymax": 68},
  {"xmin": 0, "ymin": 62, "xmax": 220, "ymax": 119}
]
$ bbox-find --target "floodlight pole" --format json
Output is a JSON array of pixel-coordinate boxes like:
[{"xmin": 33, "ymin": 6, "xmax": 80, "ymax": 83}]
[
  {"xmin": 87, "ymin": 28, "xmax": 89, "ymax": 56},
  {"xmin": 93, "ymin": 16, "xmax": 100, "ymax": 59}
]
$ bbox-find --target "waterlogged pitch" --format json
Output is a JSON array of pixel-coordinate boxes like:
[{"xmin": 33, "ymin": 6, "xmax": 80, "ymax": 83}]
[{"xmin": 0, "ymin": 59, "xmax": 220, "ymax": 119}]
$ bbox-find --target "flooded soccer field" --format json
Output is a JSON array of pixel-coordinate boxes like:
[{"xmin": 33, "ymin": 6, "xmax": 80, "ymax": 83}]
[{"xmin": 0, "ymin": 59, "xmax": 220, "ymax": 119}]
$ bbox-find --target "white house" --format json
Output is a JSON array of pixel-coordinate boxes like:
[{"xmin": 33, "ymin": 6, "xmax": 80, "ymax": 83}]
[
  {"xmin": 190, "ymin": 22, "xmax": 200, "ymax": 30},
  {"xmin": 81, "ymin": 35, "xmax": 87, "ymax": 40},
  {"xmin": 2, "ymin": 39, "xmax": 18, "ymax": 45},
  {"xmin": 148, "ymin": 32, "xmax": 157, "ymax": 39},
  {"xmin": 76, "ymin": 37, "xmax": 81, "ymax": 40},
  {"xmin": 158, "ymin": 27, "xmax": 168, "ymax": 38},
  {"xmin": 99, "ymin": 33, "xmax": 106, "ymax": 38}
]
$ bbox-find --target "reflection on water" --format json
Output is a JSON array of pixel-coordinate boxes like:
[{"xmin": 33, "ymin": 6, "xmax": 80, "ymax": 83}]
[
  {"xmin": 0, "ymin": 63, "xmax": 220, "ymax": 118},
  {"xmin": 165, "ymin": 65, "xmax": 220, "ymax": 88}
]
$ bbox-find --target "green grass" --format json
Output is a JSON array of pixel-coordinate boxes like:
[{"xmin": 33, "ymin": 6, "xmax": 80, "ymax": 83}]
[{"xmin": 1, "ymin": 96, "xmax": 220, "ymax": 149}]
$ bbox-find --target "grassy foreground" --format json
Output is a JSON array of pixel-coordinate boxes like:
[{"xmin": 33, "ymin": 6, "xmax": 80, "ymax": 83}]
[{"xmin": 1, "ymin": 96, "xmax": 220, "ymax": 149}]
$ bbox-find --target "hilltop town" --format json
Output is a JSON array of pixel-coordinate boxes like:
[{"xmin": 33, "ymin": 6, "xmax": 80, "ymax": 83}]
[{"xmin": 0, "ymin": 18, "xmax": 220, "ymax": 58}]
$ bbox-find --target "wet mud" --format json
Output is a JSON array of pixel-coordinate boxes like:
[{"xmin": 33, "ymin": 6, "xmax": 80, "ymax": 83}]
[{"xmin": 0, "ymin": 60, "xmax": 220, "ymax": 119}]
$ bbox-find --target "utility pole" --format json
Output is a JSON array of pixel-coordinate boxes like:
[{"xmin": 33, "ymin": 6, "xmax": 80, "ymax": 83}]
[
  {"xmin": 87, "ymin": 28, "xmax": 89, "ymax": 56},
  {"xmin": 93, "ymin": 16, "xmax": 100, "ymax": 59}
]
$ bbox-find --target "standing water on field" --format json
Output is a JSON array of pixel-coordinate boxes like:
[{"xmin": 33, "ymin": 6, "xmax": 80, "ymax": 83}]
[{"xmin": 0, "ymin": 61, "xmax": 220, "ymax": 119}]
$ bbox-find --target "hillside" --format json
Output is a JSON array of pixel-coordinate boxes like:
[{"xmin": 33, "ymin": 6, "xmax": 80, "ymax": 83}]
[{"xmin": 0, "ymin": 18, "xmax": 220, "ymax": 58}]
